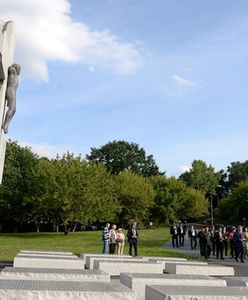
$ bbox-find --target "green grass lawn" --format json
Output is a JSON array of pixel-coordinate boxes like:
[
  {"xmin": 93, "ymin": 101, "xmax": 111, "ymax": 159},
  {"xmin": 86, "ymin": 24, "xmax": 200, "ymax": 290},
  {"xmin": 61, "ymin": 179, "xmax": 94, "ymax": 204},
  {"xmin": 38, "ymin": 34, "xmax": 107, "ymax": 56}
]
[{"xmin": 0, "ymin": 227, "xmax": 189, "ymax": 261}]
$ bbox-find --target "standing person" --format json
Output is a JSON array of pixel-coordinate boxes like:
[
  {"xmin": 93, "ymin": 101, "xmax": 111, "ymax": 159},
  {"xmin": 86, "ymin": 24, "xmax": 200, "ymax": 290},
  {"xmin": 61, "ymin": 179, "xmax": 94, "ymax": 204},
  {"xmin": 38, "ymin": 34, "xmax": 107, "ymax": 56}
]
[
  {"xmin": 109, "ymin": 224, "xmax": 117, "ymax": 254},
  {"xmin": 102, "ymin": 223, "xmax": 110, "ymax": 254},
  {"xmin": 215, "ymin": 227, "xmax": 224, "ymax": 260},
  {"xmin": 244, "ymin": 227, "xmax": 248, "ymax": 259},
  {"xmin": 234, "ymin": 225, "xmax": 244, "ymax": 263},
  {"xmin": 197, "ymin": 227, "xmax": 205, "ymax": 256},
  {"xmin": 178, "ymin": 222, "xmax": 186, "ymax": 246},
  {"xmin": 210, "ymin": 226, "xmax": 216, "ymax": 256},
  {"xmin": 188, "ymin": 225, "xmax": 197, "ymax": 250},
  {"xmin": 222, "ymin": 226, "xmax": 228, "ymax": 256},
  {"xmin": 228, "ymin": 226, "xmax": 235, "ymax": 259},
  {"xmin": 127, "ymin": 222, "xmax": 139, "ymax": 256},
  {"xmin": 116, "ymin": 228, "xmax": 125, "ymax": 255},
  {"xmin": 170, "ymin": 223, "xmax": 179, "ymax": 248},
  {"xmin": 202, "ymin": 226, "xmax": 211, "ymax": 259}
]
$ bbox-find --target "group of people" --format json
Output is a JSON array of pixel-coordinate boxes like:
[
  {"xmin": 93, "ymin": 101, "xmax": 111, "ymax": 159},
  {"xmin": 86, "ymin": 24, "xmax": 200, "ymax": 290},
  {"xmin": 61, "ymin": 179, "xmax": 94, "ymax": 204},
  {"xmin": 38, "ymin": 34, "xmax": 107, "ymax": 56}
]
[
  {"xmin": 171, "ymin": 222, "xmax": 248, "ymax": 263},
  {"xmin": 102, "ymin": 222, "xmax": 139, "ymax": 256}
]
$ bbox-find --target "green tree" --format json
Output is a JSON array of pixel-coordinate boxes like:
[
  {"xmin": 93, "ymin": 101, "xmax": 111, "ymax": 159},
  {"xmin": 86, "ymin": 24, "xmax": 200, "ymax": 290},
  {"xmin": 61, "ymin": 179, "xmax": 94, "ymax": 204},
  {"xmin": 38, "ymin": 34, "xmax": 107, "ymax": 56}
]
[
  {"xmin": 179, "ymin": 160, "xmax": 220, "ymax": 198},
  {"xmin": 226, "ymin": 161, "xmax": 248, "ymax": 189},
  {"xmin": 0, "ymin": 140, "xmax": 38, "ymax": 231},
  {"xmin": 115, "ymin": 171, "xmax": 155, "ymax": 225},
  {"xmin": 150, "ymin": 176, "xmax": 208, "ymax": 224},
  {"xmin": 87, "ymin": 140, "xmax": 162, "ymax": 177}
]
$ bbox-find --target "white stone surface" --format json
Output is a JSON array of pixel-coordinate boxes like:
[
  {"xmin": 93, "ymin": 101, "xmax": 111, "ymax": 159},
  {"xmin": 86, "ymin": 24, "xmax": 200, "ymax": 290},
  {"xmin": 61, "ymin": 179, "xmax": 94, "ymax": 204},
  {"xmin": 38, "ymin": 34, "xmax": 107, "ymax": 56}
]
[
  {"xmin": 149, "ymin": 259, "xmax": 207, "ymax": 271},
  {"xmin": 94, "ymin": 260, "xmax": 164, "ymax": 276},
  {"xmin": 165, "ymin": 262, "xmax": 234, "ymax": 276},
  {"xmin": 120, "ymin": 273, "xmax": 227, "ymax": 300},
  {"xmin": 86, "ymin": 256, "xmax": 143, "ymax": 270},
  {"xmin": 0, "ymin": 20, "xmax": 15, "ymax": 183},
  {"xmin": 145, "ymin": 285, "xmax": 248, "ymax": 300},
  {"xmin": 80, "ymin": 253, "xmax": 131, "ymax": 260},
  {"xmin": 1, "ymin": 267, "xmax": 110, "ymax": 282},
  {"xmin": 0, "ymin": 279, "xmax": 136, "ymax": 300},
  {"xmin": 20, "ymin": 250, "xmax": 73, "ymax": 256},
  {"xmin": 17, "ymin": 253, "xmax": 78, "ymax": 259},
  {"xmin": 224, "ymin": 277, "xmax": 248, "ymax": 287},
  {"xmin": 14, "ymin": 255, "xmax": 85, "ymax": 269},
  {"xmin": 143, "ymin": 256, "xmax": 187, "ymax": 261}
]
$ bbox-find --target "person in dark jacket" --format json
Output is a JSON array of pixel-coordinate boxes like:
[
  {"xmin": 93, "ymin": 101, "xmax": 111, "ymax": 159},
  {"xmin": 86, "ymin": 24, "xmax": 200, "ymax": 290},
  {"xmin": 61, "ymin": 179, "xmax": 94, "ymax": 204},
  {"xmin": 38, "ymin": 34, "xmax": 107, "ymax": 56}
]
[
  {"xmin": 127, "ymin": 222, "xmax": 139, "ymax": 256},
  {"xmin": 234, "ymin": 225, "xmax": 244, "ymax": 263},
  {"xmin": 188, "ymin": 225, "xmax": 197, "ymax": 250},
  {"xmin": 214, "ymin": 227, "xmax": 224, "ymax": 260},
  {"xmin": 197, "ymin": 227, "xmax": 205, "ymax": 256},
  {"xmin": 102, "ymin": 223, "xmax": 110, "ymax": 254},
  {"xmin": 170, "ymin": 223, "xmax": 179, "ymax": 248},
  {"xmin": 202, "ymin": 226, "xmax": 211, "ymax": 259}
]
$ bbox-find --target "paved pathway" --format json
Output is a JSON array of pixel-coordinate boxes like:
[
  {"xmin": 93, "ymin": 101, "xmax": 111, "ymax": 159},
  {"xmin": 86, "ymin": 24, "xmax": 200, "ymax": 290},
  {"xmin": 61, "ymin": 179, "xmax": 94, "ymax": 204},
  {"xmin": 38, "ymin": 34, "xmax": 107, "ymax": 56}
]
[{"xmin": 163, "ymin": 237, "xmax": 248, "ymax": 276}]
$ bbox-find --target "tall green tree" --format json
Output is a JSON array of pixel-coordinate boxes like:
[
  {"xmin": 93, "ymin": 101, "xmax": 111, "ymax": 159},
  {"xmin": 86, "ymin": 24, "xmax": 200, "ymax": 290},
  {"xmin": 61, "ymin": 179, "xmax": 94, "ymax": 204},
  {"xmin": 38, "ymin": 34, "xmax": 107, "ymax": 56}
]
[
  {"xmin": 115, "ymin": 171, "xmax": 155, "ymax": 225},
  {"xmin": 0, "ymin": 140, "xmax": 38, "ymax": 230},
  {"xmin": 87, "ymin": 140, "xmax": 162, "ymax": 177},
  {"xmin": 179, "ymin": 160, "xmax": 220, "ymax": 197}
]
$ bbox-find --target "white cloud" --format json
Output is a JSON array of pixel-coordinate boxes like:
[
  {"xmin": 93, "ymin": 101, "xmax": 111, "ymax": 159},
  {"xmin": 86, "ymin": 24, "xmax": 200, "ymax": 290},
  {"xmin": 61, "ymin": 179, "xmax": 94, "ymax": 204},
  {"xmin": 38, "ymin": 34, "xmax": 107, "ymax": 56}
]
[
  {"xmin": 177, "ymin": 165, "xmax": 190, "ymax": 175},
  {"xmin": 19, "ymin": 141, "xmax": 66, "ymax": 158},
  {"xmin": 173, "ymin": 75, "xmax": 195, "ymax": 87},
  {"xmin": 0, "ymin": 0, "xmax": 142, "ymax": 80},
  {"xmin": 88, "ymin": 66, "xmax": 95, "ymax": 72}
]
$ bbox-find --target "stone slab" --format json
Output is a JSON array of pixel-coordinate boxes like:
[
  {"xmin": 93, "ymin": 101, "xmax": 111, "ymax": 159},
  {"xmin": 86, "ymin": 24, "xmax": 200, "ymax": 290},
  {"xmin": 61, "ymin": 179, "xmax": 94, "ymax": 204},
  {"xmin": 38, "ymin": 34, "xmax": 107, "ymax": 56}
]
[
  {"xmin": 20, "ymin": 250, "xmax": 73, "ymax": 256},
  {"xmin": 1, "ymin": 267, "xmax": 110, "ymax": 282},
  {"xmin": 0, "ymin": 279, "xmax": 136, "ymax": 300},
  {"xmin": 149, "ymin": 259, "xmax": 207, "ymax": 271},
  {"xmin": 145, "ymin": 285, "xmax": 248, "ymax": 300},
  {"xmin": 94, "ymin": 260, "xmax": 164, "ymax": 276},
  {"xmin": 86, "ymin": 256, "xmax": 144, "ymax": 270},
  {"xmin": 17, "ymin": 253, "xmax": 78, "ymax": 259},
  {"xmin": 165, "ymin": 262, "xmax": 234, "ymax": 276},
  {"xmin": 120, "ymin": 273, "xmax": 227, "ymax": 300},
  {"xmin": 143, "ymin": 256, "xmax": 187, "ymax": 261},
  {"xmin": 224, "ymin": 276, "xmax": 248, "ymax": 287},
  {"xmin": 80, "ymin": 253, "xmax": 131, "ymax": 260},
  {"xmin": 14, "ymin": 255, "xmax": 85, "ymax": 269}
]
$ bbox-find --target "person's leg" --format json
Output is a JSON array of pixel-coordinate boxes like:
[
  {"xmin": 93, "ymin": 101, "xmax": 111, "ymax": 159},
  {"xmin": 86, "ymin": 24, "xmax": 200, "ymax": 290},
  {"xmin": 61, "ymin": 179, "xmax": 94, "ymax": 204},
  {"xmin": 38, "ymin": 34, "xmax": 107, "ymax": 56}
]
[
  {"xmin": 182, "ymin": 234, "xmax": 185, "ymax": 246},
  {"xmin": 133, "ymin": 239, "xmax": 138, "ymax": 256},
  {"xmin": 216, "ymin": 243, "xmax": 219, "ymax": 259},
  {"xmin": 121, "ymin": 243, "xmax": 124, "ymax": 255},
  {"xmin": 172, "ymin": 236, "xmax": 175, "ymax": 248},
  {"xmin": 190, "ymin": 238, "xmax": 193, "ymax": 250},
  {"xmin": 194, "ymin": 237, "xmax": 197, "ymax": 250},
  {"xmin": 103, "ymin": 240, "xmax": 108, "ymax": 254},
  {"xmin": 129, "ymin": 241, "xmax": 133, "ymax": 256},
  {"xmin": 240, "ymin": 246, "xmax": 244, "ymax": 262}
]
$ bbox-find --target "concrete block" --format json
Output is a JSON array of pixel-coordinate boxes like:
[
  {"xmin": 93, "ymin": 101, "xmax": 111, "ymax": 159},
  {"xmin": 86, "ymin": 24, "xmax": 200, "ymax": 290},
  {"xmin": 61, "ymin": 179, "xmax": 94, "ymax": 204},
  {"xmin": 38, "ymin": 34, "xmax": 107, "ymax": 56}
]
[
  {"xmin": 143, "ymin": 256, "xmax": 187, "ymax": 261},
  {"xmin": 0, "ymin": 279, "xmax": 136, "ymax": 300},
  {"xmin": 149, "ymin": 259, "xmax": 207, "ymax": 271},
  {"xmin": 120, "ymin": 273, "xmax": 227, "ymax": 300},
  {"xmin": 20, "ymin": 250, "xmax": 73, "ymax": 256},
  {"xmin": 80, "ymin": 253, "xmax": 131, "ymax": 260},
  {"xmin": 1, "ymin": 267, "xmax": 110, "ymax": 282},
  {"xmin": 94, "ymin": 260, "xmax": 164, "ymax": 276},
  {"xmin": 86, "ymin": 256, "xmax": 143, "ymax": 270},
  {"xmin": 14, "ymin": 255, "xmax": 85, "ymax": 269},
  {"xmin": 17, "ymin": 253, "xmax": 78, "ymax": 259},
  {"xmin": 165, "ymin": 262, "xmax": 234, "ymax": 276},
  {"xmin": 224, "ymin": 277, "xmax": 248, "ymax": 287},
  {"xmin": 145, "ymin": 285, "xmax": 248, "ymax": 300}
]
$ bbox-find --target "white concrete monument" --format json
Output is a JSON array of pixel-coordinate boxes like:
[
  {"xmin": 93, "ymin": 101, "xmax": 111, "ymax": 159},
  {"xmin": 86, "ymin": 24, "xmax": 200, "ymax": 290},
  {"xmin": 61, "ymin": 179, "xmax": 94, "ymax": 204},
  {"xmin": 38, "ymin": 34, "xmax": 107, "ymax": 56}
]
[{"xmin": 0, "ymin": 20, "xmax": 19, "ymax": 183}]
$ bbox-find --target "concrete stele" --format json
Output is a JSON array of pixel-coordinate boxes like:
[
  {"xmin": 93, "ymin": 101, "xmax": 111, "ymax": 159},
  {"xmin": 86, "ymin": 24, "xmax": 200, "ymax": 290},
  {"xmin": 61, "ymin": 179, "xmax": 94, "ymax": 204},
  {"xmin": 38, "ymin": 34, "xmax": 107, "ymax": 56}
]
[
  {"xmin": 120, "ymin": 273, "xmax": 227, "ymax": 300},
  {"xmin": 0, "ymin": 20, "xmax": 15, "ymax": 183},
  {"xmin": 145, "ymin": 285, "xmax": 248, "ymax": 300},
  {"xmin": 0, "ymin": 279, "xmax": 136, "ymax": 300},
  {"xmin": 148, "ymin": 259, "xmax": 208, "ymax": 272},
  {"xmin": 17, "ymin": 253, "xmax": 78, "ymax": 259},
  {"xmin": 80, "ymin": 253, "xmax": 131, "ymax": 260},
  {"xmin": 20, "ymin": 250, "xmax": 73, "ymax": 256},
  {"xmin": 14, "ymin": 255, "xmax": 85, "ymax": 269},
  {"xmin": 142, "ymin": 256, "xmax": 187, "ymax": 261},
  {"xmin": 165, "ymin": 262, "xmax": 234, "ymax": 276},
  {"xmin": 86, "ymin": 256, "xmax": 144, "ymax": 270},
  {"xmin": 94, "ymin": 260, "xmax": 164, "ymax": 276},
  {"xmin": 1, "ymin": 267, "xmax": 110, "ymax": 282}
]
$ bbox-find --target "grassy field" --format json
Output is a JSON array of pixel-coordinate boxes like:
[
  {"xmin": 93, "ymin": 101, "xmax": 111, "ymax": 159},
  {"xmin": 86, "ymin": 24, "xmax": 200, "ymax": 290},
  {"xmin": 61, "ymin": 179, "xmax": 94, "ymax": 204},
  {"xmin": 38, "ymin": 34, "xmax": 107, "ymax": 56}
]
[{"xmin": 0, "ymin": 227, "xmax": 189, "ymax": 261}]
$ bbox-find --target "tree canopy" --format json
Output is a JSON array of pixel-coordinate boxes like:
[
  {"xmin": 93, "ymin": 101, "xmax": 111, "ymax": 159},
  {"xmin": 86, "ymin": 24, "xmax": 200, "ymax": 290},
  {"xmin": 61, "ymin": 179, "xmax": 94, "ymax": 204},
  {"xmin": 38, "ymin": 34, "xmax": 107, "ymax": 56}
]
[{"xmin": 86, "ymin": 140, "xmax": 162, "ymax": 177}]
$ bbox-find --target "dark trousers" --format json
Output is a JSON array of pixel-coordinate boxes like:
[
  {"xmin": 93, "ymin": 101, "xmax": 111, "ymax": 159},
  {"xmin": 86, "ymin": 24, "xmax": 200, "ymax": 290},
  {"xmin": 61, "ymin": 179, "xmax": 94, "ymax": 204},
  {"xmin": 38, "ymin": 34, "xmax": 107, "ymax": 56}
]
[
  {"xmin": 229, "ymin": 240, "xmax": 235, "ymax": 258},
  {"xmin": 223, "ymin": 240, "xmax": 228, "ymax": 256},
  {"xmin": 204, "ymin": 245, "xmax": 211, "ymax": 259},
  {"xmin": 199, "ymin": 241, "xmax": 204, "ymax": 256},
  {"xmin": 109, "ymin": 243, "xmax": 116, "ymax": 254},
  {"xmin": 216, "ymin": 242, "xmax": 224, "ymax": 259},
  {"xmin": 211, "ymin": 239, "xmax": 216, "ymax": 255},
  {"xmin": 171, "ymin": 235, "xmax": 179, "ymax": 248},
  {"xmin": 190, "ymin": 236, "xmax": 197, "ymax": 250},
  {"xmin": 129, "ymin": 238, "xmax": 138, "ymax": 256},
  {"xmin": 235, "ymin": 243, "xmax": 244, "ymax": 262},
  {"xmin": 179, "ymin": 234, "xmax": 185, "ymax": 246}
]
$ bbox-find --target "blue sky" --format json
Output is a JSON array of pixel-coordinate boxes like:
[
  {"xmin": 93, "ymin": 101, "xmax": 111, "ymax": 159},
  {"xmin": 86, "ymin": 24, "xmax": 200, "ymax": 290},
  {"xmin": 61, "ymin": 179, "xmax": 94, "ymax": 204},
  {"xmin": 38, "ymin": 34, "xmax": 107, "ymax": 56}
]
[{"xmin": 1, "ymin": 0, "xmax": 248, "ymax": 176}]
